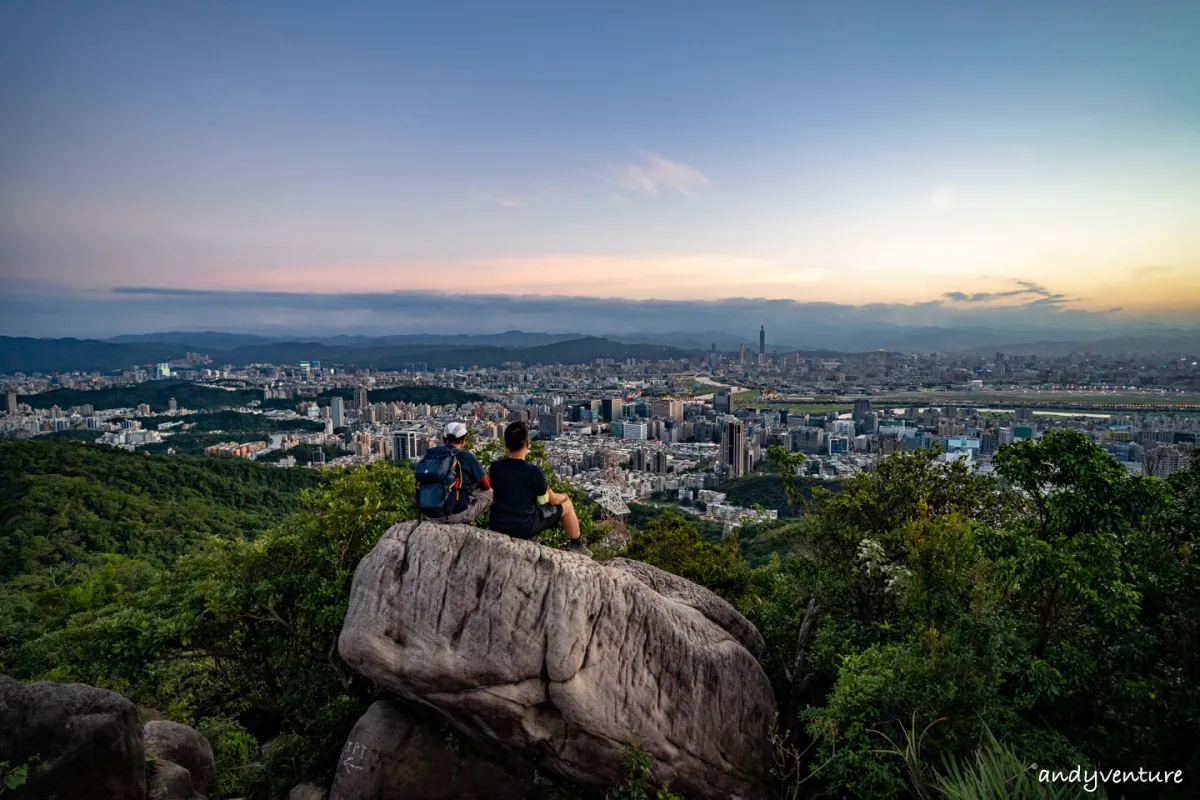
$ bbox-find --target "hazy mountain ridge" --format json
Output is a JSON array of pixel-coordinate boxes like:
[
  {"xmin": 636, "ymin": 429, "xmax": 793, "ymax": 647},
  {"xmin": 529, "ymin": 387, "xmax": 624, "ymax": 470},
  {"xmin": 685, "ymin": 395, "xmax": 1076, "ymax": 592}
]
[
  {"xmin": 0, "ymin": 335, "xmax": 698, "ymax": 374},
  {"xmin": 5, "ymin": 325, "xmax": 1199, "ymax": 374}
]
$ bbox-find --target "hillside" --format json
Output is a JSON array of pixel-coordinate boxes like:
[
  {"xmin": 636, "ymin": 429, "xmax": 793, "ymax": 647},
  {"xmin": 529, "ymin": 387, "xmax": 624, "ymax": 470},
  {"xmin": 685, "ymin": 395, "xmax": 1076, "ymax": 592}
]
[
  {"xmin": 20, "ymin": 380, "xmax": 262, "ymax": 412},
  {"xmin": 312, "ymin": 385, "xmax": 485, "ymax": 406},
  {"xmin": 0, "ymin": 440, "xmax": 323, "ymax": 579},
  {"xmin": 721, "ymin": 472, "xmax": 836, "ymax": 517},
  {"xmin": 0, "ymin": 336, "xmax": 186, "ymax": 374}
]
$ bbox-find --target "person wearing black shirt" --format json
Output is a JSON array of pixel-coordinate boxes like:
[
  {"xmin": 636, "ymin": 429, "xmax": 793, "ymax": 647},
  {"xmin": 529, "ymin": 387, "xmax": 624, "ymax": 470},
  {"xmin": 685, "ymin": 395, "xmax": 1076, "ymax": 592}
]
[{"xmin": 489, "ymin": 421, "xmax": 585, "ymax": 551}]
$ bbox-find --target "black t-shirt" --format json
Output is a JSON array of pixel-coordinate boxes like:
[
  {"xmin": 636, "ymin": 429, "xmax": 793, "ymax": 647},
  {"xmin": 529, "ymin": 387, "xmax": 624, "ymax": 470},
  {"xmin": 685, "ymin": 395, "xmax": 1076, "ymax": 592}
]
[{"xmin": 488, "ymin": 457, "xmax": 549, "ymax": 537}]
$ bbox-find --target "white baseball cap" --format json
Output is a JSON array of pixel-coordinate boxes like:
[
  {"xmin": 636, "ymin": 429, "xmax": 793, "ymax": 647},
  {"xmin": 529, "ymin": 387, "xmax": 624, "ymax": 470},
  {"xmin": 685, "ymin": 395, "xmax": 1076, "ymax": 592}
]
[{"xmin": 444, "ymin": 422, "xmax": 468, "ymax": 439}]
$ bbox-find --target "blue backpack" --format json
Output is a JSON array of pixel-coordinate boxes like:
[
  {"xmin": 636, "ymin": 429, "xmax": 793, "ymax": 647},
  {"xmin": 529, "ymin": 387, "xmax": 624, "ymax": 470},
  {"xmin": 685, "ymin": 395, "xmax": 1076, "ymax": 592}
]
[{"xmin": 414, "ymin": 450, "xmax": 463, "ymax": 516}]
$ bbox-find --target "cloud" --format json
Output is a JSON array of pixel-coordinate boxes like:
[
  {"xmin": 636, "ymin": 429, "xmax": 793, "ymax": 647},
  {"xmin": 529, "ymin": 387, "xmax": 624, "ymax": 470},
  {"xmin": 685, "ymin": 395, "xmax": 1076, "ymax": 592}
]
[
  {"xmin": 943, "ymin": 281, "xmax": 1064, "ymax": 305},
  {"xmin": 607, "ymin": 152, "xmax": 712, "ymax": 197},
  {"xmin": 467, "ymin": 185, "xmax": 564, "ymax": 209},
  {"xmin": 468, "ymin": 188, "xmax": 523, "ymax": 208},
  {"xmin": 931, "ymin": 183, "xmax": 957, "ymax": 212}
]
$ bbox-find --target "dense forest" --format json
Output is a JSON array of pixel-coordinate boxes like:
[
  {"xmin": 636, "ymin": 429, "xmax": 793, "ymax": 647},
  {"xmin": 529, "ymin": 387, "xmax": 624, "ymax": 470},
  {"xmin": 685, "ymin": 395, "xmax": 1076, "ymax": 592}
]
[
  {"xmin": 139, "ymin": 411, "xmax": 326, "ymax": 435},
  {"xmin": 304, "ymin": 385, "xmax": 485, "ymax": 406},
  {"xmin": 720, "ymin": 472, "xmax": 832, "ymax": 517},
  {"xmin": 21, "ymin": 381, "xmax": 265, "ymax": 412},
  {"xmin": 1, "ymin": 434, "xmax": 1197, "ymax": 798}
]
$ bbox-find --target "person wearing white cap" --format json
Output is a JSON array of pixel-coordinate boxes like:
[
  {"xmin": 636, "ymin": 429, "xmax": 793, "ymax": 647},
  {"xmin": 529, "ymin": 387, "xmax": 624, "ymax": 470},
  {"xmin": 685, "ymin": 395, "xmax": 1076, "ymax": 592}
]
[{"xmin": 415, "ymin": 421, "xmax": 492, "ymax": 524}]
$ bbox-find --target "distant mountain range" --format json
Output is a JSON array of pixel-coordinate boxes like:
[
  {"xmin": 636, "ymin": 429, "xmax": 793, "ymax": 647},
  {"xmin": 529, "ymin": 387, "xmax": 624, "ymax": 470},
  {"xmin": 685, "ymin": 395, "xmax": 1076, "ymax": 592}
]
[
  {"xmin": 0, "ymin": 334, "xmax": 699, "ymax": 375},
  {"xmin": 3, "ymin": 326, "xmax": 1198, "ymax": 375},
  {"xmin": 107, "ymin": 330, "xmax": 585, "ymax": 350}
]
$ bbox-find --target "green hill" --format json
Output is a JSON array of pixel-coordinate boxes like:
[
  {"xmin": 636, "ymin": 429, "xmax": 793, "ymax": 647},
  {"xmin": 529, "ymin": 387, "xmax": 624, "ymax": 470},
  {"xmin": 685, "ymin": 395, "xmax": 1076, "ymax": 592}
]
[
  {"xmin": 21, "ymin": 380, "xmax": 262, "ymax": 412},
  {"xmin": 315, "ymin": 385, "xmax": 485, "ymax": 406},
  {"xmin": 720, "ymin": 472, "xmax": 836, "ymax": 517},
  {"xmin": 0, "ymin": 440, "xmax": 323, "ymax": 578}
]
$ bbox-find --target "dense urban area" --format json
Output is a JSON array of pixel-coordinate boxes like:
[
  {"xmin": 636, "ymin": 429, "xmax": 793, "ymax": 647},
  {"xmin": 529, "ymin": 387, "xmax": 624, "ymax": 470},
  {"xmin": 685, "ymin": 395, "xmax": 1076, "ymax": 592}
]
[{"xmin": 3, "ymin": 328, "xmax": 1197, "ymax": 532}]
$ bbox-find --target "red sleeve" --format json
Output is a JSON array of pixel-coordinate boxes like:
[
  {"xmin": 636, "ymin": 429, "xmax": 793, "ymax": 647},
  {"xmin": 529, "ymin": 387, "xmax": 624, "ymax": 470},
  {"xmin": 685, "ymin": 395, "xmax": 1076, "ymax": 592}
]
[{"xmin": 480, "ymin": 474, "xmax": 491, "ymax": 490}]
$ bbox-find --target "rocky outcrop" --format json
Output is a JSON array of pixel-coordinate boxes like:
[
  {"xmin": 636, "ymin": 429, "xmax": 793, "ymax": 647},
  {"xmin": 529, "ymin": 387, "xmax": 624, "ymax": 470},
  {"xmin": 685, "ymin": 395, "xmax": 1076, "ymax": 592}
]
[
  {"xmin": 330, "ymin": 700, "xmax": 536, "ymax": 800},
  {"xmin": 144, "ymin": 720, "xmax": 215, "ymax": 798},
  {"xmin": 0, "ymin": 674, "xmax": 146, "ymax": 800},
  {"xmin": 339, "ymin": 521, "xmax": 776, "ymax": 799}
]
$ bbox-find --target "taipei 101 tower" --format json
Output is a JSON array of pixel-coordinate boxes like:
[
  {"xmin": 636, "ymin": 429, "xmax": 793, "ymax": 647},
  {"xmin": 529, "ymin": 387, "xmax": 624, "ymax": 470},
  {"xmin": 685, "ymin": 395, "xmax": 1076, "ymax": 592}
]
[{"xmin": 759, "ymin": 322, "xmax": 765, "ymax": 362}]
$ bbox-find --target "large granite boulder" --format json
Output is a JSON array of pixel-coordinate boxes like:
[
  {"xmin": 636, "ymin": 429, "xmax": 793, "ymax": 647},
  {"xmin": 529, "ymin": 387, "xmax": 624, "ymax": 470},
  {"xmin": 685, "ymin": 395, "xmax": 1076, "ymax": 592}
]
[
  {"xmin": 330, "ymin": 700, "xmax": 535, "ymax": 799},
  {"xmin": 339, "ymin": 522, "xmax": 775, "ymax": 799},
  {"xmin": 0, "ymin": 674, "xmax": 146, "ymax": 800},
  {"xmin": 144, "ymin": 720, "xmax": 215, "ymax": 797}
]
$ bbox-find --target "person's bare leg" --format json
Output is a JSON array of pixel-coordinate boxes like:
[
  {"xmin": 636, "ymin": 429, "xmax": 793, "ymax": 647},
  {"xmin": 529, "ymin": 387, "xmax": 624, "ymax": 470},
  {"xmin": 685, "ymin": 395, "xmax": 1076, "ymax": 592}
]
[{"xmin": 559, "ymin": 497, "xmax": 581, "ymax": 540}]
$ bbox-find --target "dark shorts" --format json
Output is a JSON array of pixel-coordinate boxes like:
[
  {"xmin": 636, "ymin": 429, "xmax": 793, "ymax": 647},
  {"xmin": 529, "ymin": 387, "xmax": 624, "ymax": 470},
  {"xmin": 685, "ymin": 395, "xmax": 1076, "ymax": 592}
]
[
  {"xmin": 490, "ymin": 503, "xmax": 564, "ymax": 539},
  {"xmin": 530, "ymin": 503, "xmax": 564, "ymax": 536}
]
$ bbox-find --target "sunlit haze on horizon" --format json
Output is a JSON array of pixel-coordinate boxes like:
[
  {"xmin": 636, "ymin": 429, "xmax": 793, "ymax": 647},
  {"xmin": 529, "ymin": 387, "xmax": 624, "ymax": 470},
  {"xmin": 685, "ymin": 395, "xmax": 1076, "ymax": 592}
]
[{"xmin": 2, "ymin": 1, "xmax": 1199, "ymax": 337}]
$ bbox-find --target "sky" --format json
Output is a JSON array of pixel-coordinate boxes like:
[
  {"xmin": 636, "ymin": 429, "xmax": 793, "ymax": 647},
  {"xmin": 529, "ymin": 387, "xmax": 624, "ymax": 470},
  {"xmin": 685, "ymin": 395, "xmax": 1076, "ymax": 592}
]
[{"xmin": 2, "ymin": 1, "xmax": 1199, "ymax": 338}]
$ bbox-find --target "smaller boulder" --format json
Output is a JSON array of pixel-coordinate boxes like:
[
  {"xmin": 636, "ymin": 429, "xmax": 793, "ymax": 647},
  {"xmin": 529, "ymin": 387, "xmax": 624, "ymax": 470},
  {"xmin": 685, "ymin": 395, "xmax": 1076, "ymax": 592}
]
[
  {"xmin": 288, "ymin": 784, "xmax": 328, "ymax": 800},
  {"xmin": 0, "ymin": 674, "xmax": 145, "ymax": 800},
  {"xmin": 149, "ymin": 760, "xmax": 204, "ymax": 800},
  {"xmin": 329, "ymin": 700, "xmax": 534, "ymax": 800},
  {"xmin": 143, "ymin": 721, "xmax": 215, "ymax": 797}
]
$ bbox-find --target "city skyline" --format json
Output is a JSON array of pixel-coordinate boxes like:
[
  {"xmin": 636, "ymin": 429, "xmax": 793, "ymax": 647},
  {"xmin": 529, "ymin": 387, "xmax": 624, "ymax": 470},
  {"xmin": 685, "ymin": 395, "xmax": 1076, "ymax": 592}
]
[{"xmin": 2, "ymin": 2, "xmax": 1199, "ymax": 329}]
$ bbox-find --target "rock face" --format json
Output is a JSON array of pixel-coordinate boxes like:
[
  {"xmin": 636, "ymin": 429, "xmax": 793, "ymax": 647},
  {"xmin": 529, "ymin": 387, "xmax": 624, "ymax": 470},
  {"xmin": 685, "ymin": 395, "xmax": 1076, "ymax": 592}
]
[
  {"xmin": 144, "ymin": 720, "xmax": 215, "ymax": 798},
  {"xmin": 0, "ymin": 674, "xmax": 146, "ymax": 800},
  {"xmin": 330, "ymin": 700, "xmax": 535, "ymax": 800},
  {"xmin": 339, "ymin": 522, "xmax": 776, "ymax": 799}
]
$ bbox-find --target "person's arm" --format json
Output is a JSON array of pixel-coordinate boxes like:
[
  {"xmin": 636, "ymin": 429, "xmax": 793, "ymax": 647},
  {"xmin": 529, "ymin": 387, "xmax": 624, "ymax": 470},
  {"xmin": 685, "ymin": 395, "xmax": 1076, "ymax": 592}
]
[
  {"xmin": 533, "ymin": 465, "xmax": 552, "ymax": 504},
  {"xmin": 463, "ymin": 452, "xmax": 488, "ymax": 489}
]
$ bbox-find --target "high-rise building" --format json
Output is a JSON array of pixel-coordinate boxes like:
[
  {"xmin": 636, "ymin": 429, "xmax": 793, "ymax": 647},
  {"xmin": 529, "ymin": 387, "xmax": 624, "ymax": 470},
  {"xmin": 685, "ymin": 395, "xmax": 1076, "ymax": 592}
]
[
  {"xmin": 651, "ymin": 398, "xmax": 684, "ymax": 420},
  {"xmin": 622, "ymin": 421, "xmax": 648, "ymax": 440},
  {"xmin": 601, "ymin": 398, "xmax": 623, "ymax": 422},
  {"xmin": 331, "ymin": 396, "xmax": 346, "ymax": 428},
  {"xmin": 738, "ymin": 343, "xmax": 746, "ymax": 364},
  {"xmin": 852, "ymin": 398, "xmax": 872, "ymax": 422},
  {"xmin": 310, "ymin": 449, "xmax": 326, "ymax": 465},
  {"xmin": 1145, "ymin": 445, "xmax": 1193, "ymax": 478},
  {"xmin": 721, "ymin": 420, "xmax": 746, "ymax": 478},
  {"xmin": 354, "ymin": 387, "xmax": 369, "ymax": 410},
  {"xmin": 154, "ymin": 363, "xmax": 171, "ymax": 380},
  {"xmin": 790, "ymin": 426, "xmax": 825, "ymax": 454},
  {"xmin": 6, "ymin": 391, "xmax": 18, "ymax": 415},
  {"xmin": 538, "ymin": 412, "xmax": 564, "ymax": 440},
  {"xmin": 714, "ymin": 390, "xmax": 731, "ymax": 415},
  {"xmin": 710, "ymin": 343, "xmax": 718, "ymax": 373},
  {"xmin": 392, "ymin": 430, "xmax": 420, "ymax": 462},
  {"xmin": 759, "ymin": 323, "xmax": 765, "ymax": 358}
]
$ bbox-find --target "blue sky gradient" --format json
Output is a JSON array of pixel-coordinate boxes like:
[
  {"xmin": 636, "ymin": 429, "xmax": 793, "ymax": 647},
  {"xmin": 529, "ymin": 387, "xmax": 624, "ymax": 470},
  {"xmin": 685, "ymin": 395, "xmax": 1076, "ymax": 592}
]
[{"xmin": 2, "ymin": 1, "xmax": 1198, "ymax": 336}]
